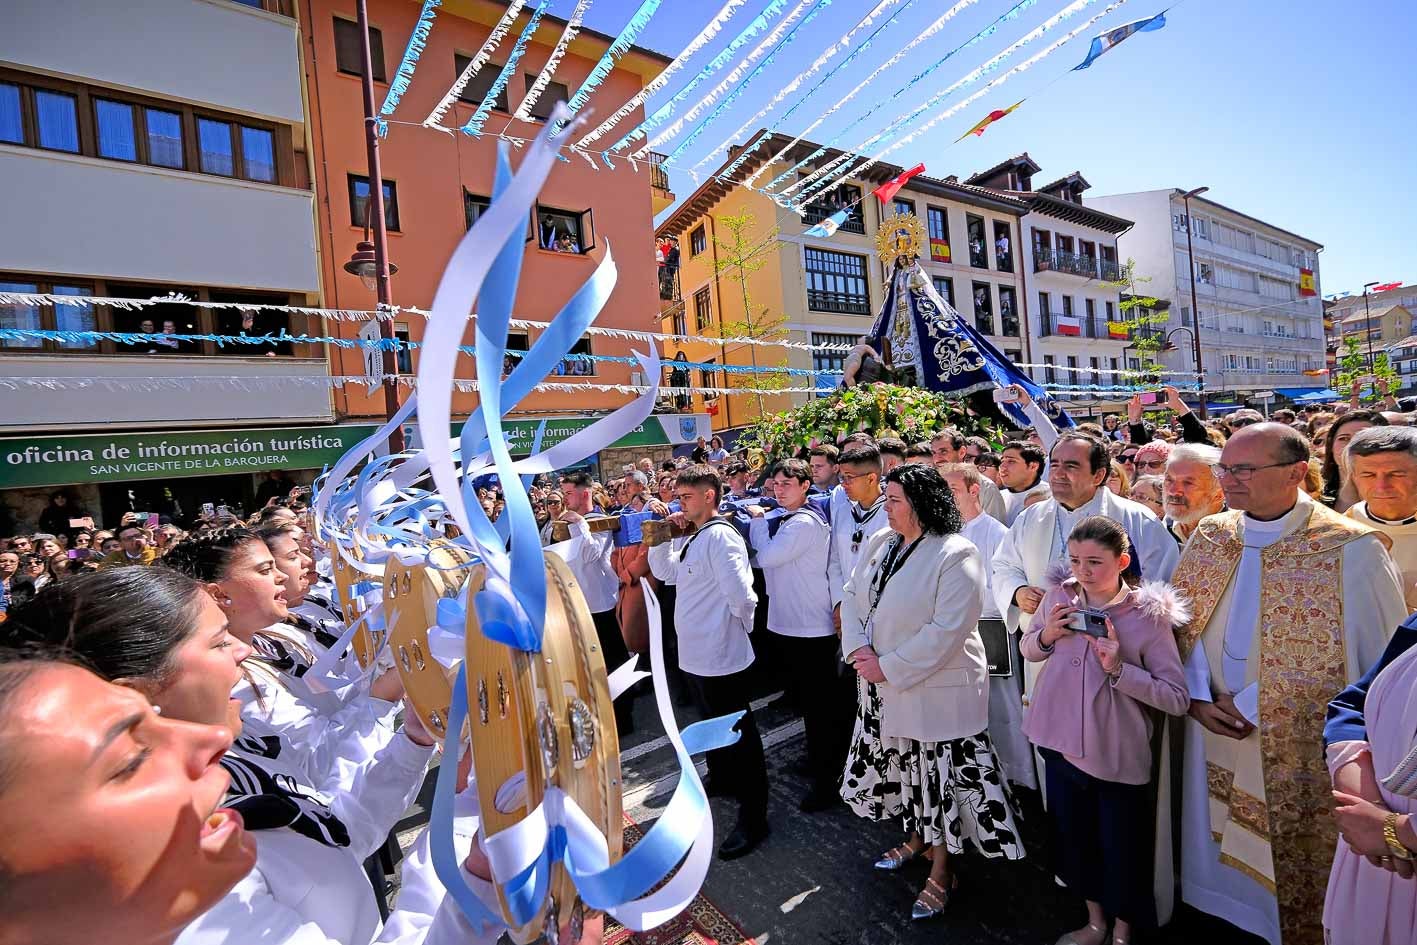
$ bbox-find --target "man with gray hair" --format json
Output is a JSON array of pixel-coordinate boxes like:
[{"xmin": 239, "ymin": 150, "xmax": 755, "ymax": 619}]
[
  {"xmin": 1163, "ymin": 442, "xmax": 1225, "ymax": 545},
  {"xmin": 1346, "ymin": 424, "xmax": 1417, "ymax": 609}
]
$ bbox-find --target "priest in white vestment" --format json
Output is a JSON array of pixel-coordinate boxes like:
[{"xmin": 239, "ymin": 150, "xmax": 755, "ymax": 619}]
[{"xmin": 1171, "ymin": 424, "xmax": 1406, "ymax": 945}]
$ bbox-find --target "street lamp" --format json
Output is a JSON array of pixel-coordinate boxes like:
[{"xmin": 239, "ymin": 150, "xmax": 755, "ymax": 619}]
[
  {"xmin": 1362, "ymin": 280, "xmax": 1382, "ymax": 371},
  {"xmin": 1180, "ymin": 186, "xmax": 1210, "ymax": 418},
  {"xmin": 345, "ymin": 0, "xmax": 405, "ymax": 454},
  {"xmin": 1162, "ymin": 326, "xmax": 1205, "ymax": 410}
]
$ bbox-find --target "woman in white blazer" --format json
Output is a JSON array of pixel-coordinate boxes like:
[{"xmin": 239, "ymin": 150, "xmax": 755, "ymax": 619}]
[{"xmin": 840, "ymin": 463, "xmax": 1025, "ymax": 922}]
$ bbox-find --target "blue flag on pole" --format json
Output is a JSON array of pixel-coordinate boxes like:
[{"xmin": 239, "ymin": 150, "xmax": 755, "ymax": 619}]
[
  {"xmin": 804, "ymin": 209, "xmax": 850, "ymax": 239},
  {"xmin": 1073, "ymin": 11, "xmax": 1167, "ymax": 70}
]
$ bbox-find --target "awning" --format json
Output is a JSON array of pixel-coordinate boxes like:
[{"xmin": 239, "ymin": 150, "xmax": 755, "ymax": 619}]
[{"xmin": 1274, "ymin": 386, "xmax": 1334, "ymax": 400}]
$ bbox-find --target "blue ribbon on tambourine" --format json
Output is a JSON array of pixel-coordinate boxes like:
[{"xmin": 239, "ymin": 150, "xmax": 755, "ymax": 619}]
[{"xmin": 408, "ymin": 109, "xmax": 743, "ymax": 935}]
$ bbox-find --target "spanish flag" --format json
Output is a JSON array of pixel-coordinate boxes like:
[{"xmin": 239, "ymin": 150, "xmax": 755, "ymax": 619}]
[
  {"xmin": 956, "ymin": 101, "xmax": 1024, "ymax": 142},
  {"xmin": 1299, "ymin": 268, "xmax": 1316, "ymax": 297}
]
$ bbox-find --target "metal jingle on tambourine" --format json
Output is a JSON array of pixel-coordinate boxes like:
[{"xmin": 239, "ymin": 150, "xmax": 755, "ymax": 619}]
[
  {"xmin": 465, "ymin": 552, "xmax": 622, "ymax": 943},
  {"xmin": 385, "ymin": 541, "xmax": 472, "ymax": 739}
]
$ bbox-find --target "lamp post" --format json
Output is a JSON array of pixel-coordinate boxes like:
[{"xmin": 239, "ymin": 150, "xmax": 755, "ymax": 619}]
[
  {"xmin": 1180, "ymin": 186, "xmax": 1210, "ymax": 418},
  {"xmin": 343, "ymin": 0, "xmax": 404, "ymax": 454},
  {"xmin": 1362, "ymin": 280, "xmax": 1382, "ymax": 371}
]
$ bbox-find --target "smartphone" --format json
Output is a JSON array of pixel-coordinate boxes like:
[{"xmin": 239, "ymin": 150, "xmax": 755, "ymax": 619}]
[
  {"xmin": 146, "ymin": 513, "xmax": 161, "ymax": 529},
  {"xmin": 216, "ymin": 504, "xmax": 229, "ymax": 519},
  {"xmin": 992, "ymin": 386, "xmax": 1021, "ymax": 404},
  {"xmin": 67, "ymin": 548, "xmax": 89, "ymax": 560},
  {"xmin": 1139, "ymin": 391, "xmax": 1159, "ymax": 405},
  {"xmin": 1069, "ymin": 607, "xmax": 1109, "ymax": 638},
  {"xmin": 201, "ymin": 502, "xmax": 216, "ymax": 519}
]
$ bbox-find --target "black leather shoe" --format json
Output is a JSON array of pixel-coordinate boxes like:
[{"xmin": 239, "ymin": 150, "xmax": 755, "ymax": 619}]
[
  {"xmin": 703, "ymin": 778, "xmax": 730, "ymax": 799},
  {"xmin": 798, "ymin": 786, "xmax": 838, "ymax": 813},
  {"xmin": 717, "ymin": 821, "xmax": 769, "ymax": 860}
]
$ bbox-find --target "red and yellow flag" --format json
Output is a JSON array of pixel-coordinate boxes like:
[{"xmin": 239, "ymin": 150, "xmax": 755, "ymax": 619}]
[
  {"xmin": 955, "ymin": 101, "xmax": 1024, "ymax": 142},
  {"xmin": 1299, "ymin": 268, "xmax": 1316, "ymax": 297}
]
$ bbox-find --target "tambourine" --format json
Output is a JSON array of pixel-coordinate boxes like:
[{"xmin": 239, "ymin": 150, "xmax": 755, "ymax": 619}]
[
  {"xmin": 328, "ymin": 539, "xmax": 384, "ymax": 668},
  {"xmin": 385, "ymin": 540, "xmax": 474, "ymax": 738},
  {"xmin": 464, "ymin": 550, "xmax": 623, "ymax": 943}
]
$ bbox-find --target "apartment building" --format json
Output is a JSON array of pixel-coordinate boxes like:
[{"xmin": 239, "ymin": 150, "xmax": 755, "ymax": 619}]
[
  {"xmin": 1089, "ymin": 188, "xmax": 1326, "ymax": 404},
  {"xmin": 965, "ymin": 155, "xmax": 1132, "ymax": 399},
  {"xmin": 655, "ymin": 131, "xmax": 1030, "ymax": 434},
  {"xmin": 0, "ymin": 0, "xmax": 329, "ymax": 528}
]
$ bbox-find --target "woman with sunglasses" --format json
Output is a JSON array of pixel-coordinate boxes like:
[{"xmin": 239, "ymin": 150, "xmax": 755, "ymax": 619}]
[{"xmin": 0, "ymin": 569, "xmax": 521, "ymax": 945}]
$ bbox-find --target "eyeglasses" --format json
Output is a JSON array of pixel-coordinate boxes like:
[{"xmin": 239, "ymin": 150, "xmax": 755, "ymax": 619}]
[
  {"xmin": 1213, "ymin": 461, "xmax": 1294, "ymax": 482},
  {"xmin": 1229, "ymin": 418, "xmax": 1260, "ymax": 428},
  {"xmin": 838, "ymin": 470, "xmax": 877, "ymax": 483},
  {"xmin": 1119, "ymin": 454, "xmax": 1138, "ymax": 465},
  {"xmin": 1135, "ymin": 459, "xmax": 1166, "ymax": 472}
]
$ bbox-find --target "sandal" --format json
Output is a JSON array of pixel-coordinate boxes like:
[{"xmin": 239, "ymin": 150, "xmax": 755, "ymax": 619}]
[
  {"xmin": 872, "ymin": 841, "xmax": 924, "ymax": 871},
  {"xmin": 1052, "ymin": 923, "xmax": 1107, "ymax": 945},
  {"xmin": 910, "ymin": 874, "xmax": 956, "ymax": 920}
]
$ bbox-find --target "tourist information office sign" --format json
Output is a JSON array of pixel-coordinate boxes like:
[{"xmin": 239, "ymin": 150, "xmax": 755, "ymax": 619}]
[{"xmin": 0, "ymin": 414, "xmax": 708, "ymax": 489}]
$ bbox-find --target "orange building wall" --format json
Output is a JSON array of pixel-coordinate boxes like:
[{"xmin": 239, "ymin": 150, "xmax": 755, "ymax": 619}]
[{"xmin": 299, "ymin": 0, "xmax": 665, "ymax": 422}]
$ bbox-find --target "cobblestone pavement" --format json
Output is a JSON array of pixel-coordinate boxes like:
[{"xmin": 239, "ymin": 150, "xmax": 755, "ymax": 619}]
[{"xmin": 391, "ymin": 685, "xmax": 1266, "ymax": 945}]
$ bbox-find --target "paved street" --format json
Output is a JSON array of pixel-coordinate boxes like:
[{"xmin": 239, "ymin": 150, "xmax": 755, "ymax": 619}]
[{"xmin": 392, "ymin": 686, "xmax": 1266, "ymax": 945}]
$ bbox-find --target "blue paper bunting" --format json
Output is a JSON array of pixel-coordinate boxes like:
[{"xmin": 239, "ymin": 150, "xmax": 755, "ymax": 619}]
[
  {"xmin": 377, "ymin": 0, "xmax": 441, "ymax": 136},
  {"xmin": 461, "ymin": 0, "xmax": 554, "ymax": 136},
  {"xmin": 552, "ymin": 0, "xmax": 664, "ymax": 134}
]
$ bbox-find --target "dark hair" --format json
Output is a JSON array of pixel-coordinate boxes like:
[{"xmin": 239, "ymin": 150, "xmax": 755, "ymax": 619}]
[
  {"xmin": 660, "ymin": 460, "xmax": 677, "ymax": 473},
  {"xmin": 1322, "ymin": 410, "xmax": 1389, "ymax": 498},
  {"xmin": 559, "ymin": 470, "xmax": 594, "ymax": 489},
  {"xmin": 1068, "ymin": 515, "xmax": 1131, "ymax": 560},
  {"xmin": 1346, "ymin": 425, "xmax": 1417, "ymax": 467},
  {"xmin": 964, "ymin": 435, "xmax": 991, "ymax": 454},
  {"xmin": 841, "ymin": 432, "xmax": 875, "ymax": 447},
  {"xmin": 877, "ymin": 437, "xmax": 907, "ymax": 459},
  {"xmin": 675, "ymin": 464, "xmax": 722, "ymax": 502},
  {"xmin": 884, "ymin": 463, "xmax": 961, "ymax": 536},
  {"xmin": 723, "ymin": 459, "xmax": 749, "ymax": 477},
  {"xmin": 1, "ymin": 568, "xmax": 206, "ymax": 686},
  {"xmin": 773, "ymin": 458, "xmax": 813, "ymax": 484},
  {"xmin": 903, "ymin": 442, "xmax": 933, "ymax": 460},
  {"xmin": 116, "ymin": 524, "xmax": 145, "ymax": 540},
  {"xmin": 161, "ymin": 526, "xmax": 263, "ymax": 583},
  {"xmin": 808, "ymin": 443, "xmax": 839, "ymax": 463},
  {"xmin": 255, "ymin": 521, "xmax": 302, "ymax": 544},
  {"xmin": 1051, "ymin": 431, "xmax": 1110, "ymax": 474},
  {"xmin": 974, "ymin": 453, "xmax": 1001, "ymax": 470},
  {"xmin": 930, "ymin": 428, "xmax": 965, "ymax": 451},
  {"xmin": 838, "ymin": 443, "xmax": 881, "ymax": 471}
]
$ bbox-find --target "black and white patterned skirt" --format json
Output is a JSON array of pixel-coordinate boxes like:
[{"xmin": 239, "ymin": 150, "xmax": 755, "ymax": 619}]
[{"xmin": 840, "ymin": 677, "xmax": 1025, "ymax": 858}]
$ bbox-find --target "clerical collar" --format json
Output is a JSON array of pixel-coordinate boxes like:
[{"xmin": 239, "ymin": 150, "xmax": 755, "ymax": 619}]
[{"xmin": 1365, "ymin": 505, "xmax": 1417, "ymax": 526}]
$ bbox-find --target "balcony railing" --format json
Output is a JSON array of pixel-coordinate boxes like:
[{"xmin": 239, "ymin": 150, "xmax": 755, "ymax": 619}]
[
  {"xmin": 648, "ymin": 151, "xmax": 671, "ymax": 193},
  {"xmin": 658, "ymin": 265, "xmax": 680, "ymax": 302},
  {"xmin": 1099, "ymin": 257, "xmax": 1122, "ymax": 281},
  {"xmin": 1035, "ymin": 249, "xmax": 1094, "ymax": 277},
  {"xmin": 807, "ymin": 288, "xmax": 871, "ymax": 315},
  {"xmin": 1040, "ymin": 313, "xmax": 1129, "ymax": 339},
  {"xmin": 803, "ymin": 204, "xmax": 866, "ymax": 236}
]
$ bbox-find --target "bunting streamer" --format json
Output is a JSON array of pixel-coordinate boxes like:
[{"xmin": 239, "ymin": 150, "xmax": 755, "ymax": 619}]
[
  {"xmin": 377, "ymin": 0, "xmax": 441, "ymax": 135},
  {"xmin": 796, "ymin": 0, "xmax": 1130, "ymax": 206},
  {"xmin": 460, "ymin": 0, "xmax": 554, "ymax": 137},
  {"xmin": 720, "ymin": 0, "xmax": 928, "ymax": 186},
  {"xmin": 1072, "ymin": 9, "xmax": 1166, "ymax": 69},
  {"xmin": 514, "ymin": 0, "xmax": 593, "ymax": 121},
  {"xmin": 653, "ymin": 0, "xmax": 844, "ymax": 169},
  {"xmin": 785, "ymin": 0, "xmax": 1119, "ymax": 208},
  {"xmin": 551, "ymin": 0, "xmax": 665, "ymax": 134},
  {"xmin": 572, "ymin": 0, "xmax": 753, "ymax": 152},
  {"xmin": 758, "ymin": 0, "xmax": 1038, "ymax": 196},
  {"xmin": 689, "ymin": 0, "xmax": 910, "ymax": 176},
  {"xmin": 422, "ymin": 0, "xmax": 529, "ymax": 129},
  {"xmin": 954, "ymin": 100, "xmax": 1024, "ymax": 141},
  {"xmin": 603, "ymin": 0, "xmax": 806, "ymax": 157}
]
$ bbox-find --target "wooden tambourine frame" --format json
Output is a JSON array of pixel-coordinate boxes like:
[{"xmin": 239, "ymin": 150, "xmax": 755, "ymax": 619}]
[
  {"xmin": 328, "ymin": 539, "xmax": 382, "ymax": 668},
  {"xmin": 385, "ymin": 541, "xmax": 473, "ymax": 739},
  {"xmin": 464, "ymin": 551, "xmax": 624, "ymax": 943}
]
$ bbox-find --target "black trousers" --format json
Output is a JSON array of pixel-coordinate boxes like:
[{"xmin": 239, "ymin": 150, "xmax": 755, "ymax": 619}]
[
  {"xmin": 1041, "ymin": 748, "xmax": 1156, "ymax": 927},
  {"xmin": 592, "ymin": 608, "xmax": 635, "ymax": 736},
  {"xmin": 687, "ymin": 667, "xmax": 769, "ymax": 827},
  {"xmin": 772, "ymin": 633, "xmax": 853, "ymax": 794}
]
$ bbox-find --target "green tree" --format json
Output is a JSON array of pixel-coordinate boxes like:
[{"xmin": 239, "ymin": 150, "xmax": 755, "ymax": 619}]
[
  {"xmin": 1103, "ymin": 259, "xmax": 1171, "ymax": 388},
  {"xmin": 710, "ymin": 212, "xmax": 790, "ymax": 417},
  {"xmin": 1334, "ymin": 334, "xmax": 1399, "ymax": 403}
]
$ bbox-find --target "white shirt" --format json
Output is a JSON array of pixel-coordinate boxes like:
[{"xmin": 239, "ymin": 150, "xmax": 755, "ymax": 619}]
[
  {"xmin": 1001, "ymin": 479, "xmax": 1050, "ymax": 526},
  {"xmin": 566, "ymin": 515, "xmax": 618, "ymax": 613},
  {"xmin": 960, "ymin": 513, "xmax": 1008, "ymax": 620},
  {"xmin": 748, "ymin": 508, "xmax": 834, "ymax": 638},
  {"xmin": 647, "ymin": 519, "xmax": 757, "ymax": 676},
  {"xmin": 827, "ymin": 486, "xmax": 889, "ymax": 608}
]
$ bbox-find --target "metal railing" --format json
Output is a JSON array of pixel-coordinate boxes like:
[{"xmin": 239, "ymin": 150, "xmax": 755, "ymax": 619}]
[
  {"xmin": 1040, "ymin": 313, "xmax": 1129, "ymax": 339},
  {"xmin": 1033, "ymin": 248, "xmax": 1120, "ymax": 280},
  {"xmin": 657, "ymin": 265, "xmax": 680, "ymax": 302},
  {"xmin": 648, "ymin": 151, "xmax": 671, "ymax": 193}
]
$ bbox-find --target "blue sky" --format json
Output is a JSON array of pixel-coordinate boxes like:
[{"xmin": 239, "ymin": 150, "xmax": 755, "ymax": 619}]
[{"xmin": 549, "ymin": 0, "xmax": 1416, "ymax": 296}]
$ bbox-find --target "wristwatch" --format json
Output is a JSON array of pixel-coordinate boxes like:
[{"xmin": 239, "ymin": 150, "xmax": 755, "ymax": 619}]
[{"xmin": 1383, "ymin": 813, "xmax": 1414, "ymax": 861}]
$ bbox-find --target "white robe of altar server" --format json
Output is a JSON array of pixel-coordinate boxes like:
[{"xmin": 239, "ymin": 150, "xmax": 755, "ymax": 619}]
[{"xmin": 1178, "ymin": 494, "xmax": 1405, "ymax": 945}]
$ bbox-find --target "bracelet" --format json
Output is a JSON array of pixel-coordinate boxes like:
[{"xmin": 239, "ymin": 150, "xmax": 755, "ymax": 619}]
[{"xmin": 1384, "ymin": 813, "xmax": 1414, "ymax": 861}]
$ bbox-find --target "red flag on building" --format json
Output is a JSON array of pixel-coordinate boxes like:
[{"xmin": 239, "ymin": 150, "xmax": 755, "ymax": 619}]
[
  {"xmin": 955, "ymin": 101, "xmax": 1024, "ymax": 142},
  {"xmin": 873, "ymin": 164, "xmax": 926, "ymax": 204},
  {"xmin": 1299, "ymin": 268, "xmax": 1316, "ymax": 297},
  {"xmin": 1372, "ymin": 282, "xmax": 1404, "ymax": 292}
]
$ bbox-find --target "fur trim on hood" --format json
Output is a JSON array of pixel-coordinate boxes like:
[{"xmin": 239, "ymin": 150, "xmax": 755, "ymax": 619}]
[{"xmin": 1042, "ymin": 562, "xmax": 1191, "ymax": 626}]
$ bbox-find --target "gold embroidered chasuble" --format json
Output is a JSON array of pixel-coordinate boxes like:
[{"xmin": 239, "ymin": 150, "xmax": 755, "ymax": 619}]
[{"xmin": 1171, "ymin": 501, "xmax": 1389, "ymax": 945}]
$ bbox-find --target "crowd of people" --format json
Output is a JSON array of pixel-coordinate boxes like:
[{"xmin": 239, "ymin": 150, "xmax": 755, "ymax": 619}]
[{"xmin": 4, "ymin": 382, "xmax": 1417, "ymax": 945}]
